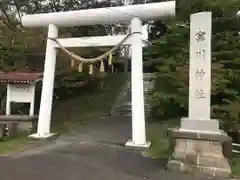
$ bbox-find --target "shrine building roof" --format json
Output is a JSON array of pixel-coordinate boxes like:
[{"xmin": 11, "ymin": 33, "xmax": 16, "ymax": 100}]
[{"xmin": 0, "ymin": 72, "xmax": 43, "ymax": 84}]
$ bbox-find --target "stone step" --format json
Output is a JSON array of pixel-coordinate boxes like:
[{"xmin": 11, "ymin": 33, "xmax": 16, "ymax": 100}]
[
  {"xmin": 115, "ymin": 104, "xmax": 151, "ymax": 108},
  {"xmin": 119, "ymin": 105, "xmax": 131, "ymax": 109},
  {"xmin": 116, "ymin": 108, "xmax": 151, "ymax": 113},
  {"xmin": 123, "ymin": 102, "xmax": 131, "ymax": 106},
  {"xmin": 117, "ymin": 106, "xmax": 151, "ymax": 110},
  {"xmin": 118, "ymin": 112, "xmax": 132, "ymax": 115},
  {"xmin": 115, "ymin": 107, "xmax": 131, "ymax": 111},
  {"xmin": 114, "ymin": 110, "xmax": 131, "ymax": 114},
  {"xmin": 117, "ymin": 113, "xmax": 131, "ymax": 116},
  {"xmin": 129, "ymin": 88, "xmax": 153, "ymax": 91},
  {"xmin": 118, "ymin": 98, "xmax": 126, "ymax": 101},
  {"xmin": 115, "ymin": 112, "xmax": 151, "ymax": 117},
  {"xmin": 111, "ymin": 76, "xmax": 155, "ymax": 117},
  {"xmin": 116, "ymin": 105, "xmax": 151, "ymax": 110},
  {"xmin": 115, "ymin": 109, "xmax": 151, "ymax": 115},
  {"xmin": 115, "ymin": 104, "xmax": 151, "ymax": 109},
  {"xmin": 119, "ymin": 101, "xmax": 151, "ymax": 104}
]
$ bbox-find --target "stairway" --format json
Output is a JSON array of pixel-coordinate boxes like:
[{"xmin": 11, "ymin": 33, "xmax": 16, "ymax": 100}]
[{"xmin": 111, "ymin": 73, "xmax": 155, "ymax": 117}]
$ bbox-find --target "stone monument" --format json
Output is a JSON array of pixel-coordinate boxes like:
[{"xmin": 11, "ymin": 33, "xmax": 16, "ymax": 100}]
[{"xmin": 167, "ymin": 12, "xmax": 232, "ymax": 177}]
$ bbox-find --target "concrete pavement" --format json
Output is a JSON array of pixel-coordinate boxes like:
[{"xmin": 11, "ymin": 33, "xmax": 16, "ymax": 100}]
[{"xmin": 0, "ymin": 116, "xmax": 222, "ymax": 180}]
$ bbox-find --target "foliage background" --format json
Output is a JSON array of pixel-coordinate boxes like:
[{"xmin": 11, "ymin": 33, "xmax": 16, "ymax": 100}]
[
  {"xmin": 146, "ymin": 0, "xmax": 240, "ymax": 142},
  {"xmin": 2, "ymin": 0, "xmax": 240, "ymax": 141}
]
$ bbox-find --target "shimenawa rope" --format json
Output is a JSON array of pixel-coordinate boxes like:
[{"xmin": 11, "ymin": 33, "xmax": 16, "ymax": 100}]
[{"xmin": 47, "ymin": 31, "xmax": 140, "ymax": 63}]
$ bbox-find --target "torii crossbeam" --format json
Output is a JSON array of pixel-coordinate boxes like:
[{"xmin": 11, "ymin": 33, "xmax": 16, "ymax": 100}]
[{"xmin": 21, "ymin": 1, "xmax": 176, "ymax": 148}]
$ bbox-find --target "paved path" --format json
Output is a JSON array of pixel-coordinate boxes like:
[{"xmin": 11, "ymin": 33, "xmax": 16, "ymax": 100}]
[{"xmin": 0, "ymin": 116, "xmax": 220, "ymax": 180}]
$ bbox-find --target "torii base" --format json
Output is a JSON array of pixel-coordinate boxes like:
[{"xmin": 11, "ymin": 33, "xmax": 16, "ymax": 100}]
[
  {"xmin": 28, "ymin": 133, "xmax": 59, "ymax": 139},
  {"xmin": 167, "ymin": 128, "xmax": 232, "ymax": 178},
  {"xmin": 125, "ymin": 140, "xmax": 151, "ymax": 149}
]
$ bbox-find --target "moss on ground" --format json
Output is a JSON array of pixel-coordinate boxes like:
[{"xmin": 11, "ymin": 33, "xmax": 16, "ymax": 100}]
[
  {"xmin": 231, "ymin": 154, "xmax": 240, "ymax": 177},
  {"xmin": 144, "ymin": 119, "xmax": 179, "ymax": 159}
]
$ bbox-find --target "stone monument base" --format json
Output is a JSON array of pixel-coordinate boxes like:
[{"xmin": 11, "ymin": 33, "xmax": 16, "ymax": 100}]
[{"xmin": 167, "ymin": 128, "xmax": 232, "ymax": 177}]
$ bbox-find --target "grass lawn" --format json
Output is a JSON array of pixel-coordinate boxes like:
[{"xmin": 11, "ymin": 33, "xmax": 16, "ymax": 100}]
[
  {"xmin": 143, "ymin": 119, "xmax": 179, "ymax": 159},
  {"xmin": 0, "ymin": 73, "xmax": 128, "ymax": 154},
  {"xmin": 230, "ymin": 148, "xmax": 240, "ymax": 178},
  {"xmin": 231, "ymin": 154, "xmax": 240, "ymax": 177}
]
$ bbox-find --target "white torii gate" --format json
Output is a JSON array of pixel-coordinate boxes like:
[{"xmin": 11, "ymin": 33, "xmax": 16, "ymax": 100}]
[{"xmin": 21, "ymin": 1, "xmax": 175, "ymax": 148}]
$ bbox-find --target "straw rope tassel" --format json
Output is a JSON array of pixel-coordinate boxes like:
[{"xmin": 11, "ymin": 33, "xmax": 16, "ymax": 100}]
[
  {"xmin": 78, "ymin": 62, "xmax": 83, "ymax": 72},
  {"xmin": 71, "ymin": 59, "xmax": 75, "ymax": 67},
  {"xmin": 89, "ymin": 64, "xmax": 93, "ymax": 75},
  {"xmin": 100, "ymin": 60, "xmax": 105, "ymax": 72},
  {"xmin": 108, "ymin": 52, "xmax": 113, "ymax": 66}
]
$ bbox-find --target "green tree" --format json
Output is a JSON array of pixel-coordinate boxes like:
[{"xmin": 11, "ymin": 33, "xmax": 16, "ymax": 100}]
[
  {"xmin": 148, "ymin": 0, "xmax": 240, "ymax": 141},
  {"xmin": 0, "ymin": 0, "xmax": 135, "ymax": 71}
]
